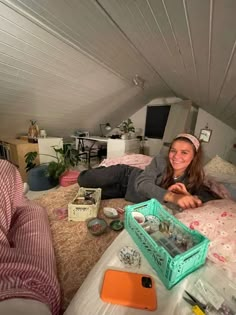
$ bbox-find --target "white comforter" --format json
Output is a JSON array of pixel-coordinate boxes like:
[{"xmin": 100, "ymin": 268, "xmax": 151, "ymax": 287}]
[{"xmin": 64, "ymin": 226, "xmax": 236, "ymax": 315}]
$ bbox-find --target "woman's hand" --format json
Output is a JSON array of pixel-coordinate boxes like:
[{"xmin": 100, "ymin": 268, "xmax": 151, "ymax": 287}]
[
  {"xmin": 164, "ymin": 191, "xmax": 202, "ymax": 209},
  {"xmin": 168, "ymin": 183, "xmax": 190, "ymax": 196},
  {"xmin": 174, "ymin": 194, "xmax": 202, "ymax": 209}
]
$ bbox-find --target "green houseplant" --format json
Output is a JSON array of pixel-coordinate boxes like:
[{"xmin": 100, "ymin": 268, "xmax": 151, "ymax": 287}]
[
  {"xmin": 119, "ymin": 118, "xmax": 135, "ymax": 139},
  {"xmin": 25, "ymin": 145, "xmax": 80, "ymax": 182},
  {"xmin": 119, "ymin": 118, "xmax": 135, "ymax": 134}
]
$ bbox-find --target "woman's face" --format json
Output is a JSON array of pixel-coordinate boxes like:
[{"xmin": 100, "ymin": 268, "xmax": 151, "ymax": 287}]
[{"xmin": 168, "ymin": 140, "xmax": 195, "ymax": 174}]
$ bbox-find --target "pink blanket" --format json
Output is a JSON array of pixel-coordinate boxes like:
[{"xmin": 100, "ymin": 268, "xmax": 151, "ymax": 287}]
[
  {"xmin": 99, "ymin": 154, "xmax": 153, "ymax": 169},
  {"xmin": 176, "ymin": 199, "xmax": 236, "ymax": 276}
]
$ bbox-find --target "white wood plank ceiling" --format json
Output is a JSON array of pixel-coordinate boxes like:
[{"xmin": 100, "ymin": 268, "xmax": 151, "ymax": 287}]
[{"xmin": 0, "ymin": 0, "xmax": 236, "ymax": 138}]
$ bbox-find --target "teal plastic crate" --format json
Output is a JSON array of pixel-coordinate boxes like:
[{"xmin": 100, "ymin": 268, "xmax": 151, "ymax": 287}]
[{"xmin": 125, "ymin": 199, "xmax": 210, "ymax": 289}]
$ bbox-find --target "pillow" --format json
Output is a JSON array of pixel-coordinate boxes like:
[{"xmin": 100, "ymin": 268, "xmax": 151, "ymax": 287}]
[
  {"xmin": 222, "ymin": 182, "xmax": 236, "ymax": 200},
  {"xmin": 204, "ymin": 155, "xmax": 236, "ymax": 183},
  {"xmin": 175, "ymin": 199, "xmax": 236, "ymax": 274}
]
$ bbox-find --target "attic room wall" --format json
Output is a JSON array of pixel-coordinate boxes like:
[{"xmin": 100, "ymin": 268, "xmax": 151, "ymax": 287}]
[
  {"xmin": 195, "ymin": 108, "xmax": 236, "ymax": 162},
  {"xmin": 130, "ymin": 98, "xmax": 195, "ymax": 156}
]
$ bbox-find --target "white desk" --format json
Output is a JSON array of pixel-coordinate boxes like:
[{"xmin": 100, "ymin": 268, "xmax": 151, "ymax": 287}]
[
  {"xmin": 71, "ymin": 136, "xmax": 140, "ymax": 159},
  {"xmin": 71, "ymin": 135, "xmax": 108, "ymax": 151},
  {"xmin": 107, "ymin": 138, "xmax": 140, "ymax": 158}
]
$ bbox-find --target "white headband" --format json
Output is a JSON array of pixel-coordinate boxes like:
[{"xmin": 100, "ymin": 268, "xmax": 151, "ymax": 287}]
[{"xmin": 175, "ymin": 133, "xmax": 200, "ymax": 151}]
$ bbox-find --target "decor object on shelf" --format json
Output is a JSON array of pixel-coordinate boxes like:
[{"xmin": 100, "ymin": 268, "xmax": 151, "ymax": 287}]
[
  {"xmin": 39, "ymin": 129, "xmax": 47, "ymax": 138},
  {"xmin": 25, "ymin": 144, "xmax": 80, "ymax": 182},
  {"xmin": 28, "ymin": 120, "xmax": 39, "ymax": 143},
  {"xmin": 199, "ymin": 129, "xmax": 212, "ymax": 143},
  {"xmin": 99, "ymin": 123, "xmax": 111, "ymax": 137}
]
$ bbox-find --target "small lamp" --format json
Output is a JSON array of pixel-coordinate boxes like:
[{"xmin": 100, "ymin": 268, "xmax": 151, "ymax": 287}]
[{"xmin": 100, "ymin": 123, "xmax": 111, "ymax": 137}]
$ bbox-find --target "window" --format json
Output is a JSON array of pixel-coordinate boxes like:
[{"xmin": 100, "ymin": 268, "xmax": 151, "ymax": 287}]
[{"xmin": 144, "ymin": 105, "xmax": 170, "ymax": 139}]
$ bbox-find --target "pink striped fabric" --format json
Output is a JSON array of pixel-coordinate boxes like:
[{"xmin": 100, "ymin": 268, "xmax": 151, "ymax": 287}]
[{"xmin": 0, "ymin": 160, "xmax": 60, "ymax": 315}]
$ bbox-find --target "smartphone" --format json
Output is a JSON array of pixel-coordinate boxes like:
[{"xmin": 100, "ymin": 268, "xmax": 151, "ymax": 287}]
[{"xmin": 100, "ymin": 269, "xmax": 157, "ymax": 311}]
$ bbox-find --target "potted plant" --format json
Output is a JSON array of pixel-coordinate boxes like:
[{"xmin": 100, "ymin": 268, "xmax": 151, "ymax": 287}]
[
  {"xmin": 119, "ymin": 118, "xmax": 135, "ymax": 139},
  {"xmin": 25, "ymin": 145, "xmax": 80, "ymax": 183}
]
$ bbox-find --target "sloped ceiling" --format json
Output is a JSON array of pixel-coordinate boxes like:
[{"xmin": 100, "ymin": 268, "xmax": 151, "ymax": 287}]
[{"xmin": 0, "ymin": 0, "xmax": 236, "ymax": 138}]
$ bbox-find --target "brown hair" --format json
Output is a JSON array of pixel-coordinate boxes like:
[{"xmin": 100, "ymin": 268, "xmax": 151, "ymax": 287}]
[{"xmin": 161, "ymin": 137, "xmax": 205, "ymax": 193}]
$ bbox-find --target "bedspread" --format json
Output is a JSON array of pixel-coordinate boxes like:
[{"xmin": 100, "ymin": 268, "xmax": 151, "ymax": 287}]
[{"xmin": 176, "ymin": 199, "xmax": 236, "ymax": 276}]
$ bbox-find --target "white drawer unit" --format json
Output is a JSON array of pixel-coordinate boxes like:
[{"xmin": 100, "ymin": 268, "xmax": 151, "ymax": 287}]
[{"xmin": 107, "ymin": 138, "xmax": 140, "ymax": 158}]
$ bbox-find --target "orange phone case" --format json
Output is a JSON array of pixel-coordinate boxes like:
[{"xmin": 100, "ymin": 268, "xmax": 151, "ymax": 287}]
[{"xmin": 100, "ymin": 269, "xmax": 157, "ymax": 311}]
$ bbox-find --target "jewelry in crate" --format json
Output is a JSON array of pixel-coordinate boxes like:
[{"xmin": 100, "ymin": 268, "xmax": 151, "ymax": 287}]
[
  {"xmin": 72, "ymin": 190, "xmax": 96, "ymax": 205},
  {"xmin": 141, "ymin": 215, "xmax": 197, "ymax": 257}
]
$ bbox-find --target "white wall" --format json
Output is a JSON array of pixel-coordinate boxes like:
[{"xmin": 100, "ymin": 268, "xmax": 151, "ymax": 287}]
[
  {"xmin": 118, "ymin": 99, "xmax": 236, "ymax": 160},
  {"xmin": 195, "ymin": 108, "xmax": 236, "ymax": 161},
  {"xmin": 130, "ymin": 97, "xmax": 183, "ymax": 135},
  {"xmin": 130, "ymin": 97, "xmax": 193, "ymax": 156}
]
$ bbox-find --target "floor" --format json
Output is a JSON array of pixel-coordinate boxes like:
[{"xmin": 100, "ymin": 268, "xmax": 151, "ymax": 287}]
[{"xmin": 26, "ymin": 158, "xmax": 100, "ymax": 200}]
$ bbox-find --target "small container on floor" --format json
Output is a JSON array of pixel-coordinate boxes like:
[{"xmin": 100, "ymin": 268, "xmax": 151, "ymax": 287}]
[{"xmin": 109, "ymin": 220, "xmax": 124, "ymax": 231}]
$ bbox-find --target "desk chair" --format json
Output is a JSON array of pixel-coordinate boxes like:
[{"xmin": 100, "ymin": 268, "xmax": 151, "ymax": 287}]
[
  {"xmin": 87, "ymin": 146, "xmax": 106, "ymax": 167},
  {"xmin": 77, "ymin": 139, "xmax": 104, "ymax": 168}
]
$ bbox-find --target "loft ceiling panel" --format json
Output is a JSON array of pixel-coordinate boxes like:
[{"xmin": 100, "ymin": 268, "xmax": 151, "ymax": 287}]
[
  {"xmin": 98, "ymin": 0, "xmax": 190, "ymax": 99},
  {"xmin": 1, "ymin": 0, "xmax": 236, "ymax": 134},
  {"xmin": 99, "ymin": 0, "xmax": 236, "ymax": 130},
  {"xmin": 4, "ymin": 0, "xmax": 171, "ymax": 90},
  {"xmin": 180, "ymin": 0, "xmax": 211, "ymax": 107},
  {"xmin": 99, "ymin": 0, "xmax": 204, "ymax": 100},
  {"xmin": 208, "ymin": 1, "xmax": 236, "ymax": 121},
  {"xmin": 0, "ymin": 1, "xmax": 173, "ymax": 137}
]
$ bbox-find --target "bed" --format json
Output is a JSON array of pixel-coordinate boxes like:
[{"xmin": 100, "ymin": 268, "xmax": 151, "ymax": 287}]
[{"xmin": 34, "ymin": 154, "xmax": 236, "ymax": 313}]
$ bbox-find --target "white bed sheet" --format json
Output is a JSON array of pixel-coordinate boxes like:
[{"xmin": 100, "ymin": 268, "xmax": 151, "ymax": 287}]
[{"xmin": 64, "ymin": 230, "xmax": 235, "ymax": 315}]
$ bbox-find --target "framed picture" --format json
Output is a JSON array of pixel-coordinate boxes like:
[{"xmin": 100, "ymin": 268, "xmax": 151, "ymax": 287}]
[{"xmin": 199, "ymin": 129, "xmax": 212, "ymax": 143}]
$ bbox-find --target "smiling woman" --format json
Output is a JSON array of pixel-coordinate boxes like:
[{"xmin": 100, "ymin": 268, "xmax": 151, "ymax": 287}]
[{"xmin": 78, "ymin": 133, "xmax": 221, "ymax": 210}]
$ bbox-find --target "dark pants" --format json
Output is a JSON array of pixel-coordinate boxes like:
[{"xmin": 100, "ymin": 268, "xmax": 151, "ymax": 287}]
[{"xmin": 78, "ymin": 164, "xmax": 135, "ymax": 199}]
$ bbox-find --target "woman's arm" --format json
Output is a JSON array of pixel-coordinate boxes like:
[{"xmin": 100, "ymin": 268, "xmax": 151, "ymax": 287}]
[
  {"xmin": 135, "ymin": 155, "xmax": 169, "ymax": 201},
  {"xmin": 164, "ymin": 190, "xmax": 202, "ymax": 209},
  {"xmin": 165, "ymin": 183, "xmax": 202, "ymax": 209}
]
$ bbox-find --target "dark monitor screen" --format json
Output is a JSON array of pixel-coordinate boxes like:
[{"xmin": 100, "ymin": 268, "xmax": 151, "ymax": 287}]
[{"xmin": 144, "ymin": 105, "xmax": 171, "ymax": 139}]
